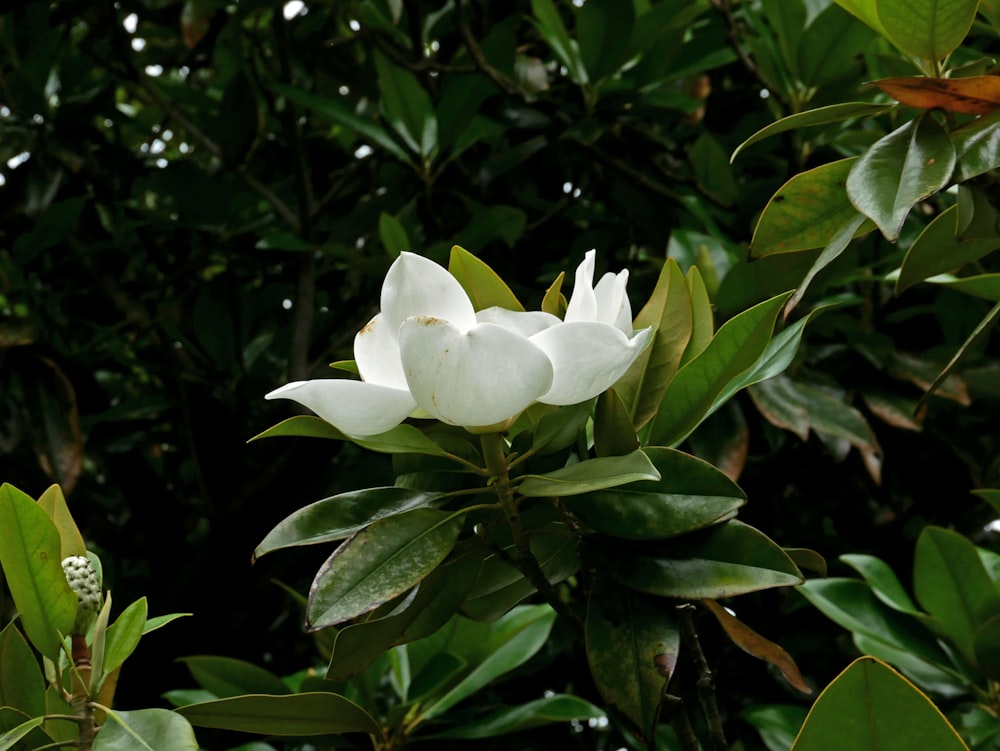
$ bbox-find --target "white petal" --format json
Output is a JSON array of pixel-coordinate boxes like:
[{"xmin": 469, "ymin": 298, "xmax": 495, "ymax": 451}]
[
  {"xmin": 531, "ymin": 323, "xmax": 654, "ymax": 405},
  {"xmin": 594, "ymin": 270, "xmax": 634, "ymax": 335},
  {"xmin": 476, "ymin": 307, "xmax": 561, "ymax": 337},
  {"xmin": 354, "ymin": 313, "xmax": 407, "ymax": 389},
  {"xmin": 399, "ymin": 317, "xmax": 554, "ymax": 427},
  {"xmin": 265, "ymin": 379, "xmax": 417, "ymax": 436},
  {"xmin": 381, "ymin": 252, "xmax": 476, "ymax": 333},
  {"xmin": 564, "ymin": 249, "xmax": 597, "ymax": 323}
]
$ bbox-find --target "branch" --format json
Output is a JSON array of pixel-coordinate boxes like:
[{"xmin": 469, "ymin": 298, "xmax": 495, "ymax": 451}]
[
  {"xmin": 678, "ymin": 603, "xmax": 727, "ymax": 750},
  {"xmin": 454, "ymin": 0, "xmax": 523, "ymax": 96}
]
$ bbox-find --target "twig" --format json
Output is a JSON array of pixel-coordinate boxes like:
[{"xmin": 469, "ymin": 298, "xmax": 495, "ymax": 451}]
[
  {"xmin": 678, "ymin": 603, "xmax": 727, "ymax": 750},
  {"xmin": 710, "ymin": 0, "xmax": 786, "ymax": 106},
  {"xmin": 454, "ymin": 0, "xmax": 522, "ymax": 96}
]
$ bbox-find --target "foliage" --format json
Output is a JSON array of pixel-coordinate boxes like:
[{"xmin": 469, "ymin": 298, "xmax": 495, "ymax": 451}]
[{"xmin": 0, "ymin": 0, "xmax": 999, "ymax": 749}]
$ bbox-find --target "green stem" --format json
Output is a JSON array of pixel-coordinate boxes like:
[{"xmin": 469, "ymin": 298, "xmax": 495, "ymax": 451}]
[{"xmin": 479, "ymin": 434, "xmax": 582, "ymax": 629}]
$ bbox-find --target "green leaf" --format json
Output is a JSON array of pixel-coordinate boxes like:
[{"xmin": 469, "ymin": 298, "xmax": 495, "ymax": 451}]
[
  {"xmin": 565, "ymin": 447, "xmax": 745, "ymax": 541},
  {"xmin": 0, "ymin": 717, "xmax": 45, "ymax": 751},
  {"xmin": 326, "ymin": 556, "xmax": 479, "ymax": 681},
  {"xmin": 752, "ymin": 158, "xmax": 872, "ymax": 256},
  {"xmin": 915, "ymin": 301, "xmax": 1000, "ymax": 409},
  {"xmin": 615, "ymin": 259, "xmax": 692, "ymax": 428},
  {"xmin": 689, "ymin": 133, "xmax": 739, "ymax": 206},
  {"xmin": 926, "ymin": 272, "xmax": 1000, "ymax": 301},
  {"xmin": 847, "ymin": 115, "xmax": 956, "ymax": 241},
  {"xmin": 833, "ymin": 0, "xmax": 888, "ymax": 36},
  {"xmin": 577, "ymin": 0, "xmax": 634, "ymax": 81},
  {"xmin": 731, "ymin": 103, "xmax": 894, "ymax": 163},
  {"xmin": 682, "ymin": 266, "xmax": 714, "ymax": 364},
  {"xmin": 531, "ymin": 0, "xmax": 587, "ymax": 84},
  {"xmin": 648, "ymin": 292, "xmax": 792, "ymax": 448},
  {"xmin": 250, "ymin": 416, "xmax": 453, "ymax": 457},
  {"xmin": 914, "ymin": 525, "xmax": 1000, "ymax": 662},
  {"xmin": 974, "ymin": 488, "xmax": 1000, "ymax": 515},
  {"xmin": 378, "ymin": 212, "xmax": 410, "ymax": 257},
  {"xmin": 431, "ymin": 695, "xmax": 604, "ymax": 739},
  {"xmin": 798, "ymin": 579, "xmax": 956, "ymax": 671},
  {"xmin": 952, "ymin": 109, "xmax": 1000, "ymax": 182},
  {"xmin": 586, "ymin": 574, "xmax": 678, "ymax": 744},
  {"xmin": 0, "ymin": 484, "xmax": 77, "ymax": 662},
  {"xmin": 743, "ymin": 705, "xmax": 809, "ymax": 751},
  {"xmin": 840, "ymin": 554, "xmax": 921, "ymax": 615},
  {"xmin": 36, "ymin": 485, "xmax": 87, "ymax": 560},
  {"xmin": 593, "ymin": 388, "xmax": 639, "ymax": 458},
  {"xmin": 448, "ymin": 245, "xmax": 524, "ymax": 312},
  {"xmin": 373, "ymin": 51, "xmax": 437, "ymax": 159},
  {"xmin": 529, "ymin": 399, "xmax": 594, "ymax": 455},
  {"xmin": 517, "ymin": 449, "xmax": 660, "ymax": 497},
  {"xmin": 790, "ymin": 657, "xmax": 968, "ymax": 751},
  {"xmin": 784, "ymin": 212, "xmax": 868, "ymax": 315},
  {"xmin": 272, "ymin": 83, "xmax": 410, "ymax": 163},
  {"xmin": 254, "ymin": 487, "xmax": 442, "ymax": 560},
  {"xmin": 103, "ymin": 597, "xmax": 148, "ymax": 678},
  {"xmin": 973, "ymin": 614, "xmax": 1000, "ymax": 680},
  {"xmin": 143, "ymin": 613, "xmax": 191, "ymax": 635},
  {"xmin": 608, "ymin": 520, "xmax": 803, "ymax": 599},
  {"xmin": 798, "ymin": 3, "xmax": 877, "ymax": 86},
  {"xmin": 895, "ymin": 205, "xmax": 999, "ymax": 295},
  {"xmin": 179, "ymin": 656, "xmax": 290, "ymax": 698},
  {"xmin": 0, "ymin": 622, "xmax": 45, "ymax": 719},
  {"xmin": 177, "ymin": 693, "xmax": 380, "ymax": 738},
  {"xmin": 418, "ymin": 604, "xmax": 556, "ymax": 719},
  {"xmin": 875, "ymin": 0, "xmax": 979, "ymax": 61},
  {"xmin": 307, "ymin": 508, "xmax": 463, "ymax": 629},
  {"xmin": 94, "ymin": 707, "xmax": 198, "ymax": 751}
]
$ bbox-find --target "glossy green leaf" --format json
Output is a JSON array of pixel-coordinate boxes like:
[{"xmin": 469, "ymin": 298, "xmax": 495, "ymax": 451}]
[
  {"xmin": 956, "ymin": 182, "xmax": 1000, "ymax": 239},
  {"xmin": 851, "ymin": 632, "xmax": 967, "ymax": 697},
  {"xmin": 895, "ymin": 206, "xmax": 999, "ymax": 295},
  {"xmin": 784, "ymin": 548, "xmax": 828, "ymax": 577},
  {"xmin": 103, "ymin": 596, "xmax": 147, "ymax": 679},
  {"xmin": 876, "ymin": 0, "xmax": 978, "ymax": 61},
  {"xmin": 143, "ymin": 612, "xmax": 191, "ymax": 635},
  {"xmin": 0, "ymin": 717, "xmax": 45, "ymax": 751},
  {"xmin": 682, "ymin": 266, "xmax": 713, "ymax": 364},
  {"xmin": 577, "ymin": 0, "xmax": 633, "ymax": 80},
  {"xmin": 273, "ymin": 83, "xmax": 410, "ymax": 163},
  {"xmin": 373, "ymin": 51, "xmax": 437, "ymax": 159},
  {"xmin": 975, "ymin": 488, "xmax": 1000, "ymax": 515},
  {"xmin": 0, "ymin": 484, "xmax": 77, "ymax": 662},
  {"xmin": 593, "ymin": 388, "xmax": 639, "ymax": 457},
  {"xmin": 94, "ymin": 707, "xmax": 198, "ymax": 751},
  {"xmin": 448, "ymin": 245, "xmax": 524, "ymax": 312},
  {"xmin": 254, "ymin": 487, "xmax": 442, "ymax": 560},
  {"xmin": 517, "ymin": 449, "xmax": 660, "ymax": 497},
  {"xmin": 926, "ymin": 272, "xmax": 1000, "ymax": 301},
  {"xmin": 751, "ymin": 159, "xmax": 869, "ymax": 256},
  {"xmin": 529, "ymin": 399, "xmax": 593, "ymax": 455},
  {"xmin": 732, "ymin": 103, "xmax": 894, "ymax": 162},
  {"xmin": 915, "ymin": 302, "xmax": 1000, "ymax": 409},
  {"xmin": 790, "ymin": 657, "xmax": 968, "ymax": 751},
  {"xmin": 953, "ymin": 109, "xmax": 1000, "ymax": 182},
  {"xmin": 179, "ymin": 656, "xmax": 290, "ymax": 698},
  {"xmin": 974, "ymin": 614, "xmax": 1000, "ymax": 680},
  {"xmin": 378, "ymin": 212, "xmax": 409, "ymax": 257},
  {"xmin": 798, "ymin": 579, "xmax": 955, "ymax": 670},
  {"xmin": 177, "ymin": 693, "xmax": 380, "ymax": 737},
  {"xmin": 418, "ymin": 605, "xmax": 556, "ymax": 719},
  {"xmin": 326, "ymin": 556, "xmax": 479, "ymax": 681},
  {"xmin": 690, "ymin": 133, "xmax": 739, "ymax": 206},
  {"xmin": 649, "ymin": 291, "xmax": 792, "ymax": 448},
  {"xmin": 615, "ymin": 259, "xmax": 692, "ymax": 428},
  {"xmin": 840, "ymin": 554, "xmax": 920, "ymax": 615},
  {"xmin": 307, "ymin": 508, "xmax": 463, "ymax": 629},
  {"xmin": 36, "ymin": 485, "xmax": 86, "ymax": 560},
  {"xmin": 743, "ymin": 705, "xmax": 809, "ymax": 751},
  {"xmin": 250, "ymin": 416, "xmax": 452, "ymax": 457},
  {"xmin": 431, "ymin": 694, "xmax": 604, "ymax": 739},
  {"xmin": 586, "ymin": 574, "xmax": 678, "ymax": 743},
  {"xmin": 608, "ymin": 520, "xmax": 803, "ymax": 599},
  {"xmin": 847, "ymin": 116, "xmax": 956, "ymax": 241},
  {"xmin": 566, "ymin": 447, "xmax": 744, "ymax": 540},
  {"xmin": 531, "ymin": 0, "xmax": 587, "ymax": 84},
  {"xmin": 0, "ymin": 622, "xmax": 45, "ymax": 719},
  {"xmin": 914, "ymin": 525, "xmax": 1000, "ymax": 662}
]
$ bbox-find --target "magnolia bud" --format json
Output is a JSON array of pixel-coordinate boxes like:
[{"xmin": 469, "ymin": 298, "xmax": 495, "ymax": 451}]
[{"xmin": 61, "ymin": 556, "xmax": 101, "ymax": 635}]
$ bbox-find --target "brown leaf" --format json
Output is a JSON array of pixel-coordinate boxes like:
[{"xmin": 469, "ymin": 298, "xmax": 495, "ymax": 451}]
[
  {"xmin": 700, "ymin": 599, "xmax": 812, "ymax": 695},
  {"xmin": 868, "ymin": 76, "xmax": 1000, "ymax": 115}
]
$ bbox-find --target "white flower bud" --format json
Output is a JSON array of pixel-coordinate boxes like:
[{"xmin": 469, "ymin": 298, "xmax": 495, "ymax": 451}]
[{"xmin": 61, "ymin": 556, "xmax": 102, "ymax": 634}]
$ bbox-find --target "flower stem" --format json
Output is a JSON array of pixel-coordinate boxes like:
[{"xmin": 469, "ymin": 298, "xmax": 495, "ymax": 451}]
[{"xmin": 479, "ymin": 433, "xmax": 582, "ymax": 629}]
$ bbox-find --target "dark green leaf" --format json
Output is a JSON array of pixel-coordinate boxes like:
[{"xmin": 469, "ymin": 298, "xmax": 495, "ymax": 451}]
[
  {"xmin": 517, "ymin": 449, "xmax": 660, "ymax": 497},
  {"xmin": 254, "ymin": 487, "xmax": 442, "ymax": 560},
  {"xmin": 840, "ymin": 554, "xmax": 920, "ymax": 615},
  {"xmin": 952, "ymin": 109, "xmax": 1000, "ymax": 181},
  {"xmin": 593, "ymin": 388, "xmax": 639, "ymax": 457},
  {"xmin": 743, "ymin": 705, "xmax": 809, "ymax": 751},
  {"xmin": 974, "ymin": 614, "xmax": 1000, "ymax": 680},
  {"xmin": 307, "ymin": 509, "xmax": 463, "ymax": 629},
  {"xmin": 577, "ymin": 0, "xmax": 633, "ymax": 81},
  {"xmin": 373, "ymin": 51, "xmax": 437, "ymax": 158},
  {"xmin": 178, "ymin": 656, "xmax": 290, "ymax": 698},
  {"xmin": 785, "ymin": 212, "xmax": 868, "ymax": 315},
  {"xmin": 847, "ymin": 115, "xmax": 956, "ymax": 241},
  {"xmin": 531, "ymin": 0, "xmax": 587, "ymax": 84},
  {"xmin": 430, "ymin": 694, "xmax": 604, "ymax": 739},
  {"xmin": 94, "ymin": 708, "xmax": 198, "ymax": 751},
  {"xmin": 250, "ymin": 416, "xmax": 453, "ymax": 457},
  {"xmin": 798, "ymin": 3, "xmax": 876, "ymax": 86},
  {"xmin": 378, "ymin": 212, "xmax": 410, "ymax": 257},
  {"xmin": 0, "ymin": 622, "xmax": 45, "ymax": 719},
  {"xmin": 177, "ymin": 693, "xmax": 380, "ymax": 738}
]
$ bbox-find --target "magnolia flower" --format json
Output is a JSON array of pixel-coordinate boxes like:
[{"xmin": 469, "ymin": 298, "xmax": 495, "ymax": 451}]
[{"xmin": 266, "ymin": 251, "xmax": 652, "ymax": 435}]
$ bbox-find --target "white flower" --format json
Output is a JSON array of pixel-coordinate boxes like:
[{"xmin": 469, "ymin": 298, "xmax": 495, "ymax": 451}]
[{"xmin": 266, "ymin": 251, "xmax": 652, "ymax": 435}]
